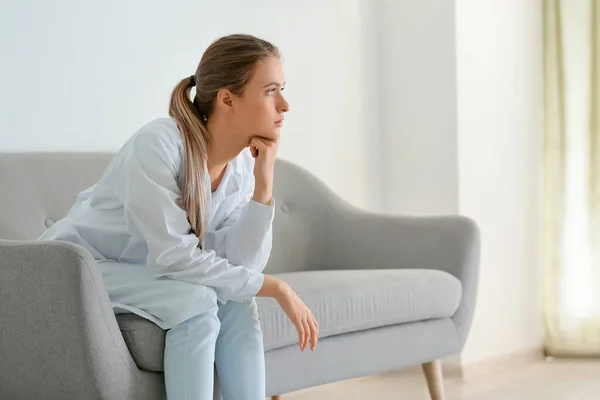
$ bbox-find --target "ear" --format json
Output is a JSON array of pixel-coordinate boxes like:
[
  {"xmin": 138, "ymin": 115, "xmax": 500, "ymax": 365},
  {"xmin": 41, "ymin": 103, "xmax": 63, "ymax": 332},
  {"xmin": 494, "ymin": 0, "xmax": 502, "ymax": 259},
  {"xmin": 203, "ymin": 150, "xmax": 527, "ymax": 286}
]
[{"xmin": 216, "ymin": 88, "xmax": 234, "ymax": 111}]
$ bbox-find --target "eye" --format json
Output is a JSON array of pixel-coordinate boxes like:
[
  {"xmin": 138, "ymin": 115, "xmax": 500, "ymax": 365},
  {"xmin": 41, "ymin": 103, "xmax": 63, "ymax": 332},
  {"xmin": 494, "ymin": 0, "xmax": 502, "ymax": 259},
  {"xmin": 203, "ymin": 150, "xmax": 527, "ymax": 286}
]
[{"xmin": 266, "ymin": 88, "xmax": 276, "ymax": 96}]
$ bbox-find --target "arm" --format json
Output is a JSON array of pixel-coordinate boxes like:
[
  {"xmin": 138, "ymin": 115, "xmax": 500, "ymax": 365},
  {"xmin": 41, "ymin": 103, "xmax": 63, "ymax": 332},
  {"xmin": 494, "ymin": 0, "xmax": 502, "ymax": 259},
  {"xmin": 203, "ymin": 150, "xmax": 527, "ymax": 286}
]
[
  {"xmin": 116, "ymin": 131, "xmax": 264, "ymax": 303},
  {"xmin": 204, "ymin": 136, "xmax": 278, "ymax": 272},
  {"xmin": 322, "ymin": 204, "xmax": 480, "ymax": 344},
  {"xmin": 204, "ymin": 176, "xmax": 275, "ymax": 273}
]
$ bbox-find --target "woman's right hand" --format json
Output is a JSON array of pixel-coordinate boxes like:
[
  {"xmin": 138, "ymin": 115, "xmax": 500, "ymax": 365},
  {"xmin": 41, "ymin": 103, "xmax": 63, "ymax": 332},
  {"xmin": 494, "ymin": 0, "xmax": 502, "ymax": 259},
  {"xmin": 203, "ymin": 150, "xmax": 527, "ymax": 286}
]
[
  {"xmin": 249, "ymin": 136, "xmax": 278, "ymax": 205},
  {"xmin": 256, "ymin": 275, "xmax": 319, "ymax": 351},
  {"xmin": 276, "ymin": 283, "xmax": 319, "ymax": 352}
]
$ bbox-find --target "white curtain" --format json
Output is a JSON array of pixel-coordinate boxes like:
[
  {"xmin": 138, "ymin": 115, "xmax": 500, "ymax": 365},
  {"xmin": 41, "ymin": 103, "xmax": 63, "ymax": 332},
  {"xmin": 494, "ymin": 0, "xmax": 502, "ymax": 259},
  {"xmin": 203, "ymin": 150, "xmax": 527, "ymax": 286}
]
[{"xmin": 543, "ymin": 0, "xmax": 600, "ymax": 355}]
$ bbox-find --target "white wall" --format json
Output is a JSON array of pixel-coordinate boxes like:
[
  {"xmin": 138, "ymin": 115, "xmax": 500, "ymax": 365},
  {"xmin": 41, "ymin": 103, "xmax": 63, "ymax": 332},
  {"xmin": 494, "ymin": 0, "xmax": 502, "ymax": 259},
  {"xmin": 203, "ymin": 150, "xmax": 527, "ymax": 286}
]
[
  {"xmin": 0, "ymin": 0, "xmax": 373, "ymax": 210},
  {"xmin": 378, "ymin": 0, "xmax": 459, "ymax": 216},
  {"xmin": 455, "ymin": 0, "xmax": 544, "ymax": 365},
  {"xmin": 373, "ymin": 0, "xmax": 544, "ymax": 367}
]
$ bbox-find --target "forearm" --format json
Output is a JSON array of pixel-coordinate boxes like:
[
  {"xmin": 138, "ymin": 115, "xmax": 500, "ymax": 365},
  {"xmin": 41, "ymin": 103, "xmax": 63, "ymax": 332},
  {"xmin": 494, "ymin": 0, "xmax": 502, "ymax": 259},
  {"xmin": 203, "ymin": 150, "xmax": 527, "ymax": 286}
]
[
  {"xmin": 252, "ymin": 180, "xmax": 273, "ymax": 205},
  {"xmin": 224, "ymin": 199, "xmax": 274, "ymax": 271},
  {"xmin": 256, "ymin": 274, "xmax": 289, "ymax": 299},
  {"xmin": 144, "ymin": 234, "xmax": 265, "ymax": 303}
]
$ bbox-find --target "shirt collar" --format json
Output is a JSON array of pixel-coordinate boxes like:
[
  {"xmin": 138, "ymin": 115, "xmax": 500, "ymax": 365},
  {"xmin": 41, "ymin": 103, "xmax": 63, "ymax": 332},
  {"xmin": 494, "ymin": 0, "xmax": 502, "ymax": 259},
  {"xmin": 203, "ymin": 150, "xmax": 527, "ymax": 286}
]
[{"xmin": 204, "ymin": 149, "xmax": 247, "ymax": 202}]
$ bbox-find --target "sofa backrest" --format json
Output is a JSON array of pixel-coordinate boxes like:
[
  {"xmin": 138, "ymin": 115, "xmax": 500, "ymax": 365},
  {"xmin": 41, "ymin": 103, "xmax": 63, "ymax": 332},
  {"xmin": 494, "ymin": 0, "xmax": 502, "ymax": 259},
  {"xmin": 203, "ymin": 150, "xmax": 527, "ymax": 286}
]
[
  {"xmin": 0, "ymin": 153, "xmax": 336, "ymax": 273},
  {"xmin": 0, "ymin": 153, "xmax": 113, "ymax": 241}
]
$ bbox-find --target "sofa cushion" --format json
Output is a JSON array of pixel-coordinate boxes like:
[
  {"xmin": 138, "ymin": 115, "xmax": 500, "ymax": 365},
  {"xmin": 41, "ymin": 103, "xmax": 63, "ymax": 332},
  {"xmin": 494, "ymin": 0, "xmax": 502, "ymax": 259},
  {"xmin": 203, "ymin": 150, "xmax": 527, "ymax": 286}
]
[
  {"xmin": 116, "ymin": 314, "xmax": 166, "ymax": 372},
  {"xmin": 116, "ymin": 269, "xmax": 461, "ymax": 372},
  {"xmin": 259, "ymin": 269, "xmax": 462, "ymax": 351}
]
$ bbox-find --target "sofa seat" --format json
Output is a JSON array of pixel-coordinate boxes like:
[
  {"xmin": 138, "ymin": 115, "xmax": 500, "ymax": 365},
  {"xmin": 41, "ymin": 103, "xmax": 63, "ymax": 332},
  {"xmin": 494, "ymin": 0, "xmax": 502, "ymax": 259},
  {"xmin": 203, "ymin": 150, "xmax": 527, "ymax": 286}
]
[{"xmin": 116, "ymin": 269, "xmax": 462, "ymax": 372}]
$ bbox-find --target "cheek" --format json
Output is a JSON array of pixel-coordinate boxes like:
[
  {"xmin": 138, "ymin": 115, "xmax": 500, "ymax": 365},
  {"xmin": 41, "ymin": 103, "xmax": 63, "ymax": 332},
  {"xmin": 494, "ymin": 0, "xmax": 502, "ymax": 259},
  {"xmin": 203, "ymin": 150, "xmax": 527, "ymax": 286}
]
[
  {"xmin": 252, "ymin": 99, "xmax": 275, "ymax": 123},
  {"xmin": 235, "ymin": 100, "xmax": 258, "ymax": 125},
  {"xmin": 237, "ymin": 96, "xmax": 275, "ymax": 132}
]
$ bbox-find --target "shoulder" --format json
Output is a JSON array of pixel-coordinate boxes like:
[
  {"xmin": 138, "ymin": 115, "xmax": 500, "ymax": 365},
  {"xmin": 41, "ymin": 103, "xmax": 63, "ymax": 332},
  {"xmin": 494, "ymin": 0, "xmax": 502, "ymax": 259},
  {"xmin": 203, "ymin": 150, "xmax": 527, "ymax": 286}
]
[
  {"xmin": 131, "ymin": 118, "xmax": 183, "ymax": 150},
  {"xmin": 122, "ymin": 118, "xmax": 184, "ymax": 169}
]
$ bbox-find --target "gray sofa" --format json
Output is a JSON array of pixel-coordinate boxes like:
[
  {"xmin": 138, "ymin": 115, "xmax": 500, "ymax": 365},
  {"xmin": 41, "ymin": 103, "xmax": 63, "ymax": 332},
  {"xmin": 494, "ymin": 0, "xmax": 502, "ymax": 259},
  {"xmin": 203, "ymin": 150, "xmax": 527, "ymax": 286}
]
[{"xmin": 0, "ymin": 152, "xmax": 480, "ymax": 400}]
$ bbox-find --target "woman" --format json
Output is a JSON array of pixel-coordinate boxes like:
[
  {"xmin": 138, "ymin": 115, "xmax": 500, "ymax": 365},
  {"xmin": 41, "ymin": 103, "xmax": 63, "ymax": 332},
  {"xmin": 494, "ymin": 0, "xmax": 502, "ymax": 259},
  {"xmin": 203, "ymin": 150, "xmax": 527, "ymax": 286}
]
[{"xmin": 38, "ymin": 34, "xmax": 319, "ymax": 399}]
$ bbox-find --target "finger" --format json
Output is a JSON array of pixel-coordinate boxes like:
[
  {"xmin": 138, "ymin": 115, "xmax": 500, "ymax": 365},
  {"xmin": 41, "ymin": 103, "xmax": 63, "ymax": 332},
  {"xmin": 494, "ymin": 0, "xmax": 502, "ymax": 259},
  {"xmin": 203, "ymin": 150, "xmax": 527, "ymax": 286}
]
[
  {"xmin": 262, "ymin": 137, "xmax": 279, "ymax": 147},
  {"xmin": 252, "ymin": 136, "xmax": 278, "ymax": 148},
  {"xmin": 296, "ymin": 321, "xmax": 305, "ymax": 350},
  {"xmin": 305, "ymin": 317, "xmax": 314, "ymax": 351},
  {"xmin": 302, "ymin": 318, "xmax": 311, "ymax": 351},
  {"xmin": 250, "ymin": 138, "xmax": 267, "ymax": 157},
  {"xmin": 249, "ymin": 137, "xmax": 261, "ymax": 150},
  {"xmin": 309, "ymin": 317, "xmax": 319, "ymax": 351},
  {"xmin": 300, "ymin": 319, "xmax": 308, "ymax": 351},
  {"xmin": 310, "ymin": 314, "xmax": 319, "ymax": 350},
  {"xmin": 297, "ymin": 319, "xmax": 305, "ymax": 350}
]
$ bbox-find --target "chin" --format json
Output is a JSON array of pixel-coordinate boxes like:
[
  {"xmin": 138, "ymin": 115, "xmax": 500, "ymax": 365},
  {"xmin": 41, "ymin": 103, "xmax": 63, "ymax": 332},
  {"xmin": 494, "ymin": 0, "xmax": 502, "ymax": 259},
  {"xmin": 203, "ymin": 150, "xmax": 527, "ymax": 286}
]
[
  {"xmin": 246, "ymin": 131, "xmax": 279, "ymax": 145},
  {"xmin": 263, "ymin": 130, "xmax": 281, "ymax": 140}
]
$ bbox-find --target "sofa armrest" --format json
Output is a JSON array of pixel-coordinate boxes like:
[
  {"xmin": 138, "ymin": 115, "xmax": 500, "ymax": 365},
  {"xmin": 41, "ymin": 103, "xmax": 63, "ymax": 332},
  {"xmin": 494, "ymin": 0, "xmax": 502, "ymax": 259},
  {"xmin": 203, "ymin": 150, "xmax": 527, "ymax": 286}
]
[
  {"xmin": 321, "ymin": 206, "xmax": 480, "ymax": 344},
  {"xmin": 0, "ymin": 240, "xmax": 158, "ymax": 399}
]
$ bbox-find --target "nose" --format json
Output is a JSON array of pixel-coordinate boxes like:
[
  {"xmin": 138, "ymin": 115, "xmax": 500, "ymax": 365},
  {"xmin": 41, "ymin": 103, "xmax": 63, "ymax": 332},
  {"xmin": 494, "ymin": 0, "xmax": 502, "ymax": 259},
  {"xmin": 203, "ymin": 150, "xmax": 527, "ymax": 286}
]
[{"xmin": 279, "ymin": 94, "xmax": 290, "ymax": 113}]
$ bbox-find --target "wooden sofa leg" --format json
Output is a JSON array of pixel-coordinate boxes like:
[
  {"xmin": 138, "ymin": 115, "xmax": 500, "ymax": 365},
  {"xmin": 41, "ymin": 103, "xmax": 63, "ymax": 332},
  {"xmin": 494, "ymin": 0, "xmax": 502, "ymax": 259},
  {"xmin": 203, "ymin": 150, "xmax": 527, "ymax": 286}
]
[
  {"xmin": 421, "ymin": 360, "xmax": 445, "ymax": 400},
  {"xmin": 271, "ymin": 396, "xmax": 282, "ymax": 400}
]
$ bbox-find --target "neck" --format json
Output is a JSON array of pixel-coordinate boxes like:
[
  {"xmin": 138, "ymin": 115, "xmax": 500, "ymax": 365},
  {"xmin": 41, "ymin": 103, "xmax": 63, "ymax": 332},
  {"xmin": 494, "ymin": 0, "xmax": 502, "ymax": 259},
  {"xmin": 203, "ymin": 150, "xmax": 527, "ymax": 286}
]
[{"xmin": 205, "ymin": 117, "xmax": 245, "ymax": 177}]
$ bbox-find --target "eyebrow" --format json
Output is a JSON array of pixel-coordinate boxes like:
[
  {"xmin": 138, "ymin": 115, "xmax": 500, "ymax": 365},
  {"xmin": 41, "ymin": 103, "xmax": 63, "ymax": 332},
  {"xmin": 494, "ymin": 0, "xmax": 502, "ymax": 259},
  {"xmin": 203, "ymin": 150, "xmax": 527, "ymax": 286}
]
[{"xmin": 263, "ymin": 81, "xmax": 286, "ymax": 88}]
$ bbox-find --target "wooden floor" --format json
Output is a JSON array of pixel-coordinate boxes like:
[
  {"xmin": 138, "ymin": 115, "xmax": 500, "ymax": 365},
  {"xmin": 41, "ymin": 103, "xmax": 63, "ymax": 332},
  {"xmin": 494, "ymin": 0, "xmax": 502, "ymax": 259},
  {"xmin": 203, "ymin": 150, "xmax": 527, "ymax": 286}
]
[{"xmin": 275, "ymin": 359, "xmax": 600, "ymax": 400}]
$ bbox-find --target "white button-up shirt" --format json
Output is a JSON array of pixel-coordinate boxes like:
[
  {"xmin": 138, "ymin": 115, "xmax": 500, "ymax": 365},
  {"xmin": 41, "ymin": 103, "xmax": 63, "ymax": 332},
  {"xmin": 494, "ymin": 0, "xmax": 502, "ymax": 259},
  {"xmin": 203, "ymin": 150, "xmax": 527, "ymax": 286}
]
[{"xmin": 38, "ymin": 118, "xmax": 273, "ymax": 329}]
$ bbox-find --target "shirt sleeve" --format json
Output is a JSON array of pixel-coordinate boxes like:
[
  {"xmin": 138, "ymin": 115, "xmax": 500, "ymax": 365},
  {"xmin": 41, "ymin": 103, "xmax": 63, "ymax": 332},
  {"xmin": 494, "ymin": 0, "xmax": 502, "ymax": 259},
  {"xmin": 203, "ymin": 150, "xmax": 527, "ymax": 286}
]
[
  {"xmin": 205, "ymin": 176, "xmax": 275, "ymax": 273},
  {"xmin": 114, "ymin": 130, "xmax": 264, "ymax": 303}
]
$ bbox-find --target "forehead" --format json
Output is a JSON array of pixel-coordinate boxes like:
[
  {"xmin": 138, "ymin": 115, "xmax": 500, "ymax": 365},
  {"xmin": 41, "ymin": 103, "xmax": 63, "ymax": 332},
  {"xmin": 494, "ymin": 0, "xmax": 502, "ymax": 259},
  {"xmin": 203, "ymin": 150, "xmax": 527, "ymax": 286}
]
[{"xmin": 248, "ymin": 56, "xmax": 285, "ymax": 86}]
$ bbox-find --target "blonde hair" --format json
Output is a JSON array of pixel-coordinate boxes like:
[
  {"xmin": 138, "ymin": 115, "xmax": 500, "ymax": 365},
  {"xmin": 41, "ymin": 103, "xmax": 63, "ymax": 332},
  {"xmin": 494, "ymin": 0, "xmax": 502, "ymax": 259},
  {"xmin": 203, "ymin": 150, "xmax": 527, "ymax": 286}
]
[{"xmin": 168, "ymin": 34, "xmax": 279, "ymax": 244}]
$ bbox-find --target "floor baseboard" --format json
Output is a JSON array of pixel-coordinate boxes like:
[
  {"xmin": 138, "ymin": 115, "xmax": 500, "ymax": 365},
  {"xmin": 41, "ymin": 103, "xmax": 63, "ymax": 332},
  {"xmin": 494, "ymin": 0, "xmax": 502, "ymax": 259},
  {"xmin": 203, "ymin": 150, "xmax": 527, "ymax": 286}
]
[
  {"xmin": 449, "ymin": 347, "xmax": 545, "ymax": 381},
  {"xmin": 404, "ymin": 348, "xmax": 545, "ymax": 381}
]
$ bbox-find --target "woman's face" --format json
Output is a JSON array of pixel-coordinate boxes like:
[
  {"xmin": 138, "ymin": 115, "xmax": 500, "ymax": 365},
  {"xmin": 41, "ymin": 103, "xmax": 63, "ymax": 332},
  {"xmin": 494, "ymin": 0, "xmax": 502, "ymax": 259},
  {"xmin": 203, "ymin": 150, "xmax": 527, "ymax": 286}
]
[{"xmin": 230, "ymin": 56, "xmax": 290, "ymax": 143}]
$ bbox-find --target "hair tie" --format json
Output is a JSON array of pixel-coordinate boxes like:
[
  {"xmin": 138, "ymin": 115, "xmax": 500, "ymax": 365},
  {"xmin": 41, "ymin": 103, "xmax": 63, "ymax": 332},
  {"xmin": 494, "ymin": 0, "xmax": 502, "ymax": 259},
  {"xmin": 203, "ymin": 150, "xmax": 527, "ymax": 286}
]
[{"xmin": 189, "ymin": 75, "xmax": 196, "ymax": 86}]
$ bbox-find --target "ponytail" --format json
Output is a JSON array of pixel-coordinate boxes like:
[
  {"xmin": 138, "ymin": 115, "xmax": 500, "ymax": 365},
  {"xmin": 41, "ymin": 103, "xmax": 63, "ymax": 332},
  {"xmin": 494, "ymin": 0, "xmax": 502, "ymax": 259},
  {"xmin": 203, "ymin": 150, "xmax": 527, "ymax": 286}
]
[{"xmin": 168, "ymin": 75, "xmax": 210, "ymax": 245}]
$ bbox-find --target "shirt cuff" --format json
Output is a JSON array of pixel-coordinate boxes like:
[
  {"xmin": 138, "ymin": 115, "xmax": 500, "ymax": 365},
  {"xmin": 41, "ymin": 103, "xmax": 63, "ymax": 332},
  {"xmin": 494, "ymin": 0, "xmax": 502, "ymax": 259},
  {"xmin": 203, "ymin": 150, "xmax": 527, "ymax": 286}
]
[
  {"xmin": 217, "ymin": 271, "xmax": 265, "ymax": 305},
  {"xmin": 244, "ymin": 271, "xmax": 265, "ymax": 298}
]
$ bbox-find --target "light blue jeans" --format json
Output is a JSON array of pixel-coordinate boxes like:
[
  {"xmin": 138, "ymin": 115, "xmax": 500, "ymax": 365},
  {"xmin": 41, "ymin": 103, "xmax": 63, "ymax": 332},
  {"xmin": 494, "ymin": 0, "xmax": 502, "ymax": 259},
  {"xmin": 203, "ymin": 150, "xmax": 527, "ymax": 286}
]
[{"xmin": 164, "ymin": 299, "xmax": 265, "ymax": 400}]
